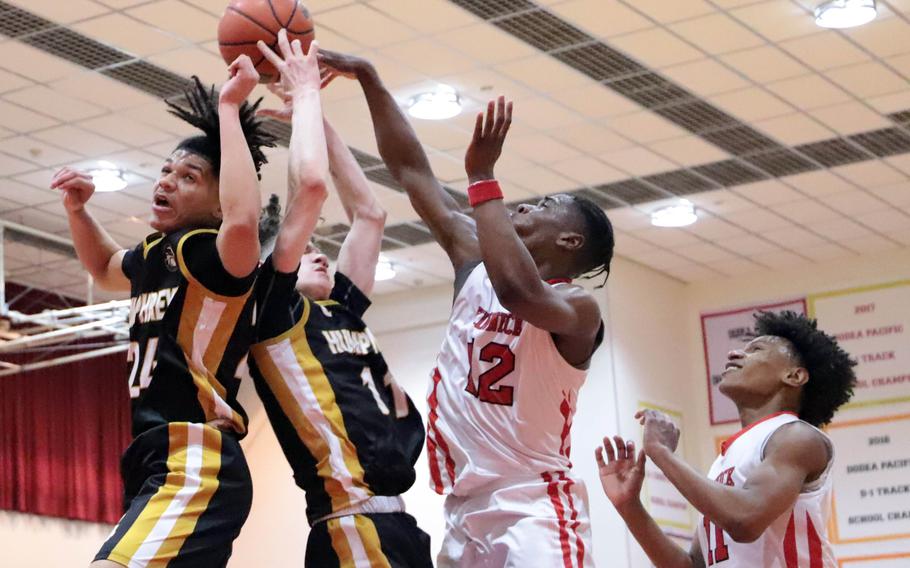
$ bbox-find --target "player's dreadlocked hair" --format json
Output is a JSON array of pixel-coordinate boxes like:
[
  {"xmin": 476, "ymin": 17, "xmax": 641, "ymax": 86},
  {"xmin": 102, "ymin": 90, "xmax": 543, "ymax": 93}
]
[
  {"xmin": 165, "ymin": 76, "xmax": 276, "ymax": 179},
  {"xmin": 571, "ymin": 195, "xmax": 615, "ymax": 288},
  {"xmin": 754, "ymin": 311, "xmax": 857, "ymax": 427}
]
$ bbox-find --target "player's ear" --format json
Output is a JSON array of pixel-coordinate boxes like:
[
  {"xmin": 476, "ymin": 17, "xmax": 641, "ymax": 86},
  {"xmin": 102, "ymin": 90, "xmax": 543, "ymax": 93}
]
[
  {"xmin": 783, "ymin": 366, "xmax": 809, "ymax": 388},
  {"xmin": 555, "ymin": 231, "xmax": 584, "ymax": 252}
]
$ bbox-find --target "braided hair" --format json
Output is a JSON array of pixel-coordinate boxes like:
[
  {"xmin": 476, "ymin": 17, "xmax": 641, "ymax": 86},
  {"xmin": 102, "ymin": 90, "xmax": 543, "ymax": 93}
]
[
  {"xmin": 571, "ymin": 195, "xmax": 615, "ymax": 288},
  {"xmin": 165, "ymin": 76, "xmax": 276, "ymax": 179}
]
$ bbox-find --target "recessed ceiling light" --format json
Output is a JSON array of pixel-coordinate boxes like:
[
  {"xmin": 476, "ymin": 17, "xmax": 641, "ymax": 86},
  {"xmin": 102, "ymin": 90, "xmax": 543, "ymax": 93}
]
[
  {"xmin": 375, "ymin": 255, "xmax": 396, "ymax": 281},
  {"xmin": 814, "ymin": 0, "xmax": 876, "ymax": 29},
  {"xmin": 651, "ymin": 200, "xmax": 698, "ymax": 228},
  {"xmin": 406, "ymin": 84, "xmax": 462, "ymax": 120},
  {"xmin": 89, "ymin": 164, "xmax": 127, "ymax": 193}
]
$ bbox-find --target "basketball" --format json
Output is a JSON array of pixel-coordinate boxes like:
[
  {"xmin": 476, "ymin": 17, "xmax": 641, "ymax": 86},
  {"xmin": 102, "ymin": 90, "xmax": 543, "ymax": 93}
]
[{"xmin": 218, "ymin": 0, "xmax": 315, "ymax": 83}]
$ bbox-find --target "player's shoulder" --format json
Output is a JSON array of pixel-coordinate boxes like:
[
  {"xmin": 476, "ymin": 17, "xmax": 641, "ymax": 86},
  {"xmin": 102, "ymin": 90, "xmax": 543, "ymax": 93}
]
[{"xmin": 764, "ymin": 420, "xmax": 831, "ymax": 470}]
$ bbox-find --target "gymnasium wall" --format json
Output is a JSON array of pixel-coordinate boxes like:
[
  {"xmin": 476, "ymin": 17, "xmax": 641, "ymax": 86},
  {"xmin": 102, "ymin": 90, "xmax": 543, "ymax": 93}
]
[{"xmin": 2, "ymin": 248, "xmax": 909, "ymax": 566}]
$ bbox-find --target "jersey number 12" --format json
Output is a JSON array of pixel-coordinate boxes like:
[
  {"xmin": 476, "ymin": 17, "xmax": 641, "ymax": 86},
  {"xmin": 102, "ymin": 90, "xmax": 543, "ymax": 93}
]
[{"xmin": 465, "ymin": 340, "xmax": 515, "ymax": 406}]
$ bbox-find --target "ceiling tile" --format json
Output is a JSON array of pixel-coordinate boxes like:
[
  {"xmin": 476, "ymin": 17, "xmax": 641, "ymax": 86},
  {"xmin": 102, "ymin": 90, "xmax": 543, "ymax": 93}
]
[
  {"xmin": 613, "ymin": 233, "xmax": 658, "ymax": 256},
  {"xmin": 781, "ymin": 32, "xmax": 871, "ymax": 74},
  {"xmin": 382, "ymin": 39, "xmax": 477, "ymax": 77},
  {"xmin": 754, "ymin": 113, "xmax": 836, "ymax": 145},
  {"xmin": 624, "ymin": 0, "xmax": 715, "ymax": 23},
  {"xmin": 832, "ymin": 161, "xmax": 907, "ymax": 187},
  {"xmin": 441, "ymin": 69, "xmax": 534, "ymax": 108},
  {"xmin": 731, "ymin": 179, "xmax": 803, "ymax": 205},
  {"xmin": 886, "ymin": 154, "xmax": 910, "ymax": 176},
  {"xmin": 730, "ymin": 1, "xmax": 822, "ymax": 41},
  {"xmin": 73, "ymin": 13, "xmax": 185, "ymax": 56},
  {"xmin": 770, "ymin": 198, "xmax": 841, "ymax": 224},
  {"xmin": 548, "ymin": 156, "xmax": 626, "ymax": 185},
  {"xmin": 600, "ymin": 146, "xmax": 676, "ymax": 176},
  {"xmin": 0, "ymin": 179, "xmax": 57, "ymax": 206},
  {"xmin": 888, "ymin": 52, "xmax": 910, "ymax": 78},
  {"xmin": 3, "ymin": 86, "xmax": 107, "ymax": 122},
  {"xmin": 502, "ymin": 165, "xmax": 578, "ymax": 196},
  {"xmin": 31, "ymin": 125, "xmax": 126, "ymax": 157},
  {"xmin": 607, "ymin": 112, "xmax": 690, "ymax": 144},
  {"xmin": 707, "ymin": 257, "xmax": 766, "ymax": 277},
  {"xmin": 677, "ymin": 241, "xmax": 737, "ymax": 263},
  {"xmin": 316, "ymin": 4, "xmax": 417, "ymax": 48},
  {"xmin": 553, "ymin": 84, "xmax": 641, "ymax": 119},
  {"xmin": 843, "ymin": 15, "xmax": 910, "ymax": 58},
  {"xmin": 0, "ymin": 69, "xmax": 33, "ymax": 95},
  {"xmin": 507, "ymin": 134, "xmax": 581, "ymax": 164},
  {"xmin": 710, "ymin": 87, "xmax": 794, "ymax": 122},
  {"xmin": 721, "ymin": 46, "xmax": 808, "ymax": 83},
  {"xmin": 0, "ymin": 42, "xmax": 84, "ymax": 82},
  {"xmin": 369, "ymin": 0, "xmax": 477, "ymax": 33},
  {"xmin": 785, "ymin": 170, "xmax": 857, "ymax": 197},
  {"xmin": 723, "ymin": 208, "xmax": 791, "ymax": 231},
  {"xmin": 0, "ymin": 100, "xmax": 59, "ymax": 133},
  {"xmin": 550, "ymin": 0, "xmax": 653, "ymax": 37},
  {"xmin": 510, "ymin": 97, "xmax": 579, "ymax": 130},
  {"xmin": 148, "ymin": 47, "xmax": 228, "ymax": 88},
  {"xmin": 632, "ymin": 226, "xmax": 702, "ymax": 249},
  {"xmin": 766, "ymin": 74, "xmax": 852, "ymax": 109},
  {"xmin": 549, "ymin": 122, "xmax": 633, "ymax": 153},
  {"xmin": 812, "ymin": 217, "xmax": 874, "ymax": 240},
  {"xmin": 127, "ymin": 0, "xmax": 220, "ymax": 42},
  {"xmin": 651, "ymin": 136, "xmax": 730, "ymax": 166},
  {"xmin": 78, "ymin": 115, "xmax": 173, "ymax": 147},
  {"xmin": 0, "ymin": 152, "xmax": 38, "ymax": 176},
  {"xmin": 800, "ymin": 243, "xmax": 853, "ymax": 262},
  {"xmin": 436, "ymin": 23, "xmax": 537, "ymax": 64},
  {"xmin": 868, "ymin": 181, "xmax": 910, "ymax": 208},
  {"xmin": 0, "ymin": 137, "xmax": 82, "ymax": 167},
  {"xmin": 606, "ymin": 206, "xmax": 652, "ymax": 230},
  {"xmin": 847, "ymin": 234, "xmax": 901, "ymax": 254},
  {"xmin": 610, "ymin": 28, "xmax": 705, "ymax": 69},
  {"xmin": 663, "ymin": 58, "xmax": 751, "ymax": 97},
  {"xmin": 671, "ymin": 13, "xmax": 764, "ymax": 55},
  {"xmin": 827, "ymin": 62, "xmax": 908, "ymax": 98},
  {"xmin": 824, "ymin": 190, "xmax": 891, "ymax": 215},
  {"xmin": 425, "ymin": 151, "xmax": 464, "ymax": 183},
  {"xmin": 5, "ymin": 0, "xmax": 110, "ymax": 23},
  {"xmin": 855, "ymin": 208, "xmax": 910, "ymax": 232},
  {"xmin": 49, "ymin": 72, "xmax": 156, "ymax": 111},
  {"xmin": 715, "ymin": 234, "xmax": 780, "ymax": 255},
  {"xmin": 685, "ymin": 214, "xmax": 748, "ymax": 239},
  {"xmin": 808, "ymin": 102, "xmax": 891, "ymax": 135},
  {"xmin": 494, "ymin": 55, "xmax": 593, "ymax": 94},
  {"xmin": 686, "ymin": 189, "xmax": 755, "ymax": 214},
  {"xmin": 635, "ymin": 249, "xmax": 696, "ymax": 271},
  {"xmin": 662, "ymin": 263, "xmax": 723, "ymax": 282},
  {"xmin": 749, "ymin": 250, "xmax": 808, "ymax": 269}
]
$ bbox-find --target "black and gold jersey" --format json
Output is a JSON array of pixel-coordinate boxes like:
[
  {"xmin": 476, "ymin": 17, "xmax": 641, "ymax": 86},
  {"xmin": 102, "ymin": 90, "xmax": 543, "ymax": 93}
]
[
  {"xmin": 122, "ymin": 228, "xmax": 255, "ymax": 438},
  {"xmin": 249, "ymin": 256, "xmax": 425, "ymax": 525}
]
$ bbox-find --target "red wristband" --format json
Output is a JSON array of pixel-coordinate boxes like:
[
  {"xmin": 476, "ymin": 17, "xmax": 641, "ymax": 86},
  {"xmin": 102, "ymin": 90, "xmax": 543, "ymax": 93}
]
[{"xmin": 467, "ymin": 179, "xmax": 504, "ymax": 207}]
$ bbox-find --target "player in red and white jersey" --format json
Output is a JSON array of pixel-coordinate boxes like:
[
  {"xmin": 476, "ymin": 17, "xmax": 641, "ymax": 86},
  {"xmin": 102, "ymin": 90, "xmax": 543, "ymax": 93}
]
[
  {"xmin": 596, "ymin": 311, "xmax": 856, "ymax": 568},
  {"xmin": 318, "ymin": 51, "xmax": 615, "ymax": 568}
]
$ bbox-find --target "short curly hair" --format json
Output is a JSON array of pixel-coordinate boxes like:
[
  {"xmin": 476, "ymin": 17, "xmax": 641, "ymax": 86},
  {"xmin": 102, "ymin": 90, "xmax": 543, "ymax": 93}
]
[{"xmin": 754, "ymin": 311, "xmax": 857, "ymax": 427}]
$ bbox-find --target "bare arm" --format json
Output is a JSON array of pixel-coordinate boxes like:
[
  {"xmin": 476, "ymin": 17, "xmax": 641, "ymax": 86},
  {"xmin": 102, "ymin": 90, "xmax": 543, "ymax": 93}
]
[
  {"xmin": 317, "ymin": 50, "xmax": 479, "ymax": 271},
  {"xmin": 324, "ymin": 119, "xmax": 386, "ymax": 297},
  {"xmin": 257, "ymin": 33, "xmax": 329, "ymax": 273},
  {"xmin": 216, "ymin": 55, "xmax": 263, "ymax": 278},
  {"xmin": 466, "ymin": 98, "xmax": 601, "ymax": 343},
  {"xmin": 596, "ymin": 435, "xmax": 700, "ymax": 568},
  {"xmin": 642, "ymin": 411, "xmax": 829, "ymax": 543},
  {"xmin": 50, "ymin": 167, "xmax": 129, "ymax": 292}
]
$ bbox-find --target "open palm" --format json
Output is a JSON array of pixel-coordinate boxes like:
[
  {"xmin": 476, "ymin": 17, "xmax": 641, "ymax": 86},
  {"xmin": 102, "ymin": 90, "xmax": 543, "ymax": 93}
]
[{"xmin": 595, "ymin": 435, "xmax": 646, "ymax": 510}]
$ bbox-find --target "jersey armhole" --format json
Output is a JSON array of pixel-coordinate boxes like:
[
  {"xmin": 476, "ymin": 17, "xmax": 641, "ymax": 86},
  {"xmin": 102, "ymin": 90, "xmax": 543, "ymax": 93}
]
[
  {"xmin": 760, "ymin": 420, "xmax": 834, "ymax": 491},
  {"xmin": 452, "ymin": 260, "xmax": 482, "ymax": 301}
]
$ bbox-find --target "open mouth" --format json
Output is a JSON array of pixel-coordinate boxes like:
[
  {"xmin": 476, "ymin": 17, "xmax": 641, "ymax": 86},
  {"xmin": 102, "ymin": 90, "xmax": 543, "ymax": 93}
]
[
  {"xmin": 153, "ymin": 193, "xmax": 171, "ymax": 209},
  {"xmin": 724, "ymin": 361, "xmax": 742, "ymax": 371}
]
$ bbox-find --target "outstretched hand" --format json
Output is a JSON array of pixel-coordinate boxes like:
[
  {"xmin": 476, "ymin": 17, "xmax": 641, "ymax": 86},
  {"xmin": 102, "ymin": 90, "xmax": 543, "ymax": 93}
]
[
  {"xmin": 465, "ymin": 96, "xmax": 512, "ymax": 184},
  {"xmin": 595, "ymin": 435, "xmax": 646, "ymax": 512},
  {"xmin": 316, "ymin": 48, "xmax": 370, "ymax": 89},
  {"xmin": 219, "ymin": 54, "xmax": 260, "ymax": 107},
  {"xmin": 636, "ymin": 409, "xmax": 681, "ymax": 457},
  {"xmin": 51, "ymin": 167, "xmax": 95, "ymax": 213}
]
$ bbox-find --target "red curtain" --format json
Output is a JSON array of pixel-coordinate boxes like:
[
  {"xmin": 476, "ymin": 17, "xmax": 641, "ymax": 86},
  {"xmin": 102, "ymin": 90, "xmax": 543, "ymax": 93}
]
[{"xmin": 0, "ymin": 283, "xmax": 131, "ymax": 524}]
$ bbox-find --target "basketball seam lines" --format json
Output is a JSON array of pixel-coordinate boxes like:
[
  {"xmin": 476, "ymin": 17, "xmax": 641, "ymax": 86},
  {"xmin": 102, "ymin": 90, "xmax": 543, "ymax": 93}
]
[
  {"xmin": 266, "ymin": 0, "xmax": 284, "ymax": 30},
  {"xmin": 226, "ymin": 6, "xmax": 277, "ymax": 38},
  {"xmin": 285, "ymin": 0, "xmax": 299, "ymax": 29}
]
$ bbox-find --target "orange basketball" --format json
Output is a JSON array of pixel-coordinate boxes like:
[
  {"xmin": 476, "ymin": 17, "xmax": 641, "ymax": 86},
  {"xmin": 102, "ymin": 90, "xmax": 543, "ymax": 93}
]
[{"xmin": 218, "ymin": 0, "xmax": 315, "ymax": 83}]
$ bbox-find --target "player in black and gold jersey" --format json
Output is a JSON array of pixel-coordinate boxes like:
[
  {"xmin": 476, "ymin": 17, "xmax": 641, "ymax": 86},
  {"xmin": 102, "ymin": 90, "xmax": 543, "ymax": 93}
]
[
  {"xmin": 51, "ymin": 53, "xmax": 273, "ymax": 568},
  {"xmin": 250, "ymin": 38, "xmax": 431, "ymax": 568}
]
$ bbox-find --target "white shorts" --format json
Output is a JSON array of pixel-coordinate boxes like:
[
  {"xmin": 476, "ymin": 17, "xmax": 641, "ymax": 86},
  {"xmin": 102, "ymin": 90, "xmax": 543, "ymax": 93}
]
[{"xmin": 438, "ymin": 472, "xmax": 594, "ymax": 568}]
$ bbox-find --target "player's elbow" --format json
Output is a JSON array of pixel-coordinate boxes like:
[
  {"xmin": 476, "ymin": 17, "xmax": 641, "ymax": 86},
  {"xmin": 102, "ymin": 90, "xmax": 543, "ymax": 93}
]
[
  {"xmin": 495, "ymin": 283, "xmax": 538, "ymax": 315},
  {"xmin": 725, "ymin": 517, "xmax": 764, "ymax": 543},
  {"xmin": 354, "ymin": 203, "xmax": 386, "ymax": 226}
]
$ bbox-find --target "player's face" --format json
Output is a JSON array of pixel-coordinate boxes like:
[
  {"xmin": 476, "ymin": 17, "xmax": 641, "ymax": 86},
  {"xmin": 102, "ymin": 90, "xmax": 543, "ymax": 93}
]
[
  {"xmin": 149, "ymin": 150, "xmax": 221, "ymax": 233},
  {"xmin": 510, "ymin": 194, "xmax": 577, "ymax": 247},
  {"xmin": 718, "ymin": 336, "xmax": 800, "ymax": 400},
  {"xmin": 295, "ymin": 243, "xmax": 333, "ymax": 300}
]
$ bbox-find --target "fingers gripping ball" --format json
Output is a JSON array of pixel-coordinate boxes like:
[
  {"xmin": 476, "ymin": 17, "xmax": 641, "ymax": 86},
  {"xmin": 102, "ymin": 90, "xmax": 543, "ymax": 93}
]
[{"xmin": 218, "ymin": 0, "xmax": 315, "ymax": 83}]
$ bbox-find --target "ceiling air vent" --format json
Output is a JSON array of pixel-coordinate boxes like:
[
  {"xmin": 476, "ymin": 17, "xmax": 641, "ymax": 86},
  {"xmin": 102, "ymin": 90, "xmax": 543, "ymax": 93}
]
[
  {"xmin": 384, "ymin": 222, "xmax": 435, "ymax": 246},
  {"xmin": 495, "ymin": 9, "xmax": 590, "ymax": 52},
  {"xmin": 0, "ymin": 2, "xmax": 54, "ymax": 38},
  {"xmin": 795, "ymin": 138, "xmax": 872, "ymax": 167},
  {"xmin": 449, "ymin": 0, "xmax": 535, "ymax": 20},
  {"xmin": 555, "ymin": 43, "xmax": 641, "ymax": 82},
  {"xmin": 848, "ymin": 128, "xmax": 910, "ymax": 157},
  {"xmin": 643, "ymin": 170, "xmax": 717, "ymax": 196},
  {"xmin": 24, "ymin": 27, "xmax": 130, "ymax": 70},
  {"xmin": 692, "ymin": 159, "xmax": 768, "ymax": 187},
  {"xmin": 596, "ymin": 179, "xmax": 669, "ymax": 205},
  {"xmin": 743, "ymin": 149, "xmax": 815, "ymax": 177}
]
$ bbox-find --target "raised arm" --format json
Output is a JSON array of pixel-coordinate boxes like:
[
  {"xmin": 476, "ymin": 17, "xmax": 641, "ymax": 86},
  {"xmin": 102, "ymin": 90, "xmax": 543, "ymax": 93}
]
[
  {"xmin": 256, "ymin": 32, "xmax": 328, "ymax": 273},
  {"xmin": 317, "ymin": 49, "xmax": 479, "ymax": 271},
  {"xmin": 51, "ymin": 167, "xmax": 129, "ymax": 292},
  {"xmin": 464, "ymin": 98, "xmax": 601, "ymax": 343},
  {"xmin": 595, "ymin": 436, "xmax": 704, "ymax": 568},
  {"xmin": 323, "ymin": 119, "xmax": 385, "ymax": 297},
  {"xmin": 216, "ymin": 54, "xmax": 263, "ymax": 278},
  {"xmin": 639, "ymin": 410, "xmax": 829, "ymax": 543}
]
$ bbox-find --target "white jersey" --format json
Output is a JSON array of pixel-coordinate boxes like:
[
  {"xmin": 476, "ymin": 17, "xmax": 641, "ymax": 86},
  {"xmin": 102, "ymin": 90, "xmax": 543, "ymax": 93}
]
[
  {"xmin": 697, "ymin": 412, "xmax": 837, "ymax": 568},
  {"xmin": 426, "ymin": 263, "xmax": 593, "ymax": 496}
]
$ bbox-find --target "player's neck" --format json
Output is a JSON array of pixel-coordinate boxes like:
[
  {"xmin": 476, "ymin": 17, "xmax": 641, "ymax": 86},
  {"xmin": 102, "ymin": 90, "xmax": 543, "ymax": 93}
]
[{"xmin": 736, "ymin": 396, "xmax": 799, "ymax": 429}]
